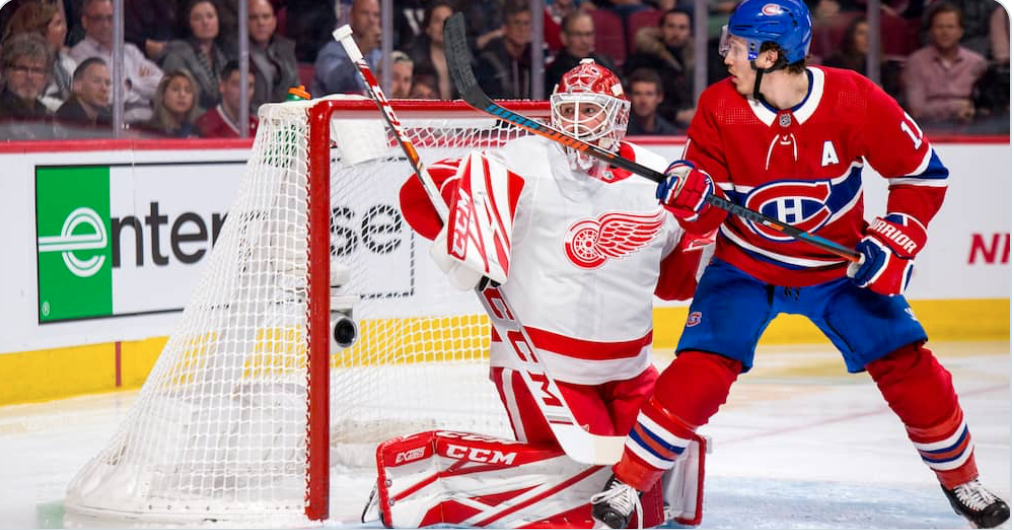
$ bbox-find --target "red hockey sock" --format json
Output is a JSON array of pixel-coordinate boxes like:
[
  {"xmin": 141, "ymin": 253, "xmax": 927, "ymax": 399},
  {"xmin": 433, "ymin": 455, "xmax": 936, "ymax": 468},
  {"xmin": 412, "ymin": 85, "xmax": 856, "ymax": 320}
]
[
  {"xmin": 866, "ymin": 343, "xmax": 978, "ymax": 488},
  {"xmin": 614, "ymin": 351, "xmax": 741, "ymax": 491}
]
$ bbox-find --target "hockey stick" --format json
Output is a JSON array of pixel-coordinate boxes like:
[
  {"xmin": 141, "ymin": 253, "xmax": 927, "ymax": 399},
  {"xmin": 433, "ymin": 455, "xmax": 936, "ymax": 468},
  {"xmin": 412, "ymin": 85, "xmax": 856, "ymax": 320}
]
[
  {"xmin": 334, "ymin": 26, "xmax": 624, "ymax": 465},
  {"xmin": 442, "ymin": 13, "xmax": 861, "ymax": 264}
]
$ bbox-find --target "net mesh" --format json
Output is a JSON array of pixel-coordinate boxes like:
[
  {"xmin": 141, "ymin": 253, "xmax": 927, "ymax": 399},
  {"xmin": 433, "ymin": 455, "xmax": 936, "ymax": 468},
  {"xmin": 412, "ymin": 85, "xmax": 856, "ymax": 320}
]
[{"xmin": 64, "ymin": 96, "xmax": 546, "ymax": 524}]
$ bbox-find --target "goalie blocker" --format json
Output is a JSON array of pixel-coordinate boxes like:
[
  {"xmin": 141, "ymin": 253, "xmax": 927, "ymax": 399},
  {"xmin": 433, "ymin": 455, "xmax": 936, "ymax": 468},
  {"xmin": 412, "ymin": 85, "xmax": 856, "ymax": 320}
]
[{"xmin": 364, "ymin": 430, "xmax": 707, "ymax": 528}]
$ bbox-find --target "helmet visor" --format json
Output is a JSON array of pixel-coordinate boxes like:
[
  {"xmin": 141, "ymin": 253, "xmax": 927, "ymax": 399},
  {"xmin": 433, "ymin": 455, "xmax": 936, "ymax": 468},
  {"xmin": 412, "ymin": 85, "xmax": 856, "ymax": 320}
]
[{"xmin": 719, "ymin": 25, "xmax": 760, "ymax": 61}]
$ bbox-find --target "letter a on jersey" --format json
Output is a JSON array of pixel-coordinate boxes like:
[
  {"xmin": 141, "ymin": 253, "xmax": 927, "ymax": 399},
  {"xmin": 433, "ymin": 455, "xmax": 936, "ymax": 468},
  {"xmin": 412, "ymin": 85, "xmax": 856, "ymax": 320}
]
[{"xmin": 821, "ymin": 141, "xmax": 839, "ymax": 167}]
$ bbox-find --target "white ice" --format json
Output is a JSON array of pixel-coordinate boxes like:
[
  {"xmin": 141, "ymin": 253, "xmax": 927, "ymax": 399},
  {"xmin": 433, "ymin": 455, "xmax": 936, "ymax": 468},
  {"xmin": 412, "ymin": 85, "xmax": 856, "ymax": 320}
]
[{"xmin": 1, "ymin": 341, "xmax": 1008, "ymax": 529}]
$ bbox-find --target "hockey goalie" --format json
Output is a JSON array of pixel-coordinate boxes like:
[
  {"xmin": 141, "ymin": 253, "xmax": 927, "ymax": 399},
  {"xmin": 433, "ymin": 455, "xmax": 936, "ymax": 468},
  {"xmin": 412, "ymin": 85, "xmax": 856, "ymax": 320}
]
[{"xmin": 364, "ymin": 60, "xmax": 714, "ymax": 529}]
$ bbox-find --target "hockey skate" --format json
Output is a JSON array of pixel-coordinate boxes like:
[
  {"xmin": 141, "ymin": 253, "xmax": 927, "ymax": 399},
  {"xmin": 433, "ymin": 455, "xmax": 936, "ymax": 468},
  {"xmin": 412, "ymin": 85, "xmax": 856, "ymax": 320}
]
[
  {"xmin": 591, "ymin": 475, "xmax": 642, "ymax": 529},
  {"xmin": 942, "ymin": 479, "xmax": 1010, "ymax": 528}
]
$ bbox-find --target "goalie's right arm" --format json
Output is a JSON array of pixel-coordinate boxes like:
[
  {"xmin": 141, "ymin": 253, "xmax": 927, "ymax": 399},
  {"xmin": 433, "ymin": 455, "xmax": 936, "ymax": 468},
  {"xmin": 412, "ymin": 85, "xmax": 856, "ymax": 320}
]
[{"xmin": 398, "ymin": 159, "xmax": 464, "ymax": 240}]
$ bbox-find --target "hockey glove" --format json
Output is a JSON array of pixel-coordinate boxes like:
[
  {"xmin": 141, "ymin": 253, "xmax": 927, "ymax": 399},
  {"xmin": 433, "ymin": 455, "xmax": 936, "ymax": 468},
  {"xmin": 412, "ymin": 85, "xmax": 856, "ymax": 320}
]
[
  {"xmin": 656, "ymin": 161, "xmax": 714, "ymax": 221},
  {"xmin": 847, "ymin": 213, "xmax": 927, "ymax": 296}
]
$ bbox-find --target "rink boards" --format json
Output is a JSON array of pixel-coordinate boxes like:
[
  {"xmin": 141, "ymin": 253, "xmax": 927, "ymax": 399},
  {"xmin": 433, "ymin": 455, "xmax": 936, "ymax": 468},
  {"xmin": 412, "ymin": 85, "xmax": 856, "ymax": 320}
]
[{"xmin": 0, "ymin": 136, "xmax": 1009, "ymax": 405}]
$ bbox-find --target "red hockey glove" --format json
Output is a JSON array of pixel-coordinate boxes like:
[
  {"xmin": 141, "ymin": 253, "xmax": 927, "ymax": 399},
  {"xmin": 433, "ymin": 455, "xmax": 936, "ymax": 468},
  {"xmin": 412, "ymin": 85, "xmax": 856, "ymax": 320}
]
[
  {"xmin": 656, "ymin": 161, "xmax": 714, "ymax": 221},
  {"xmin": 847, "ymin": 213, "xmax": 928, "ymax": 296}
]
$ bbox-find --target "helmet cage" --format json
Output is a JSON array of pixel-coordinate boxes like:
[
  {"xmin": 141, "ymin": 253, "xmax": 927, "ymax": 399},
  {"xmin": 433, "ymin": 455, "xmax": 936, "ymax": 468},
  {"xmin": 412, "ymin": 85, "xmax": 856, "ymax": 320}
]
[{"xmin": 550, "ymin": 91, "xmax": 630, "ymax": 149}]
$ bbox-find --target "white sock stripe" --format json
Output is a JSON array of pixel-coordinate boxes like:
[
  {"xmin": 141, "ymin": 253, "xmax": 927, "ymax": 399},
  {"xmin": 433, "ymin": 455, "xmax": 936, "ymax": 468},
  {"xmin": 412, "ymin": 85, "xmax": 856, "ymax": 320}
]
[
  {"xmin": 924, "ymin": 441, "xmax": 975, "ymax": 471},
  {"xmin": 637, "ymin": 412, "xmax": 692, "ymax": 449},
  {"xmin": 625, "ymin": 437, "xmax": 674, "ymax": 470},
  {"xmin": 912, "ymin": 420, "xmax": 968, "ymax": 452}
]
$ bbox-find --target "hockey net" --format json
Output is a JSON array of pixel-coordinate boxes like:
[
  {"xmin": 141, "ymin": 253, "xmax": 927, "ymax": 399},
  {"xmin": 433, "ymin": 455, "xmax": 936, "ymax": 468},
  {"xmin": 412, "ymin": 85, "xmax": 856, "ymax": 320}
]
[{"xmin": 64, "ymin": 97, "xmax": 551, "ymax": 526}]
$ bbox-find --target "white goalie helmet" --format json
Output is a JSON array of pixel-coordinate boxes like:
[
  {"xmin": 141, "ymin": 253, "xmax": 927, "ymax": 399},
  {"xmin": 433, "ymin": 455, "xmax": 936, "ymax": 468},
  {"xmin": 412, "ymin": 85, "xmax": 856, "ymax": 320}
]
[{"xmin": 550, "ymin": 58, "xmax": 630, "ymax": 175}]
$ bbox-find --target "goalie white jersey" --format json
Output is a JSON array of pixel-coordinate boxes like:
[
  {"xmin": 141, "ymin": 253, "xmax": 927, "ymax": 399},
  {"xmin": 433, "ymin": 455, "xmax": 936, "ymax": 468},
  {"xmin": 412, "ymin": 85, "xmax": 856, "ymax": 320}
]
[
  {"xmin": 490, "ymin": 136, "xmax": 683, "ymax": 385},
  {"xmin": 400, "ymin": 135, "xmax": 707, "ymax": 386}
]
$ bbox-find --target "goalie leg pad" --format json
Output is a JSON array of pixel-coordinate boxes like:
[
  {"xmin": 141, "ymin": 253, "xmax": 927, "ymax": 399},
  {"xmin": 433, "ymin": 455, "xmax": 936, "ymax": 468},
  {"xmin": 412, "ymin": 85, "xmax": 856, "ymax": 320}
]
[
  {"xmin": 373, "ymin": 430, "xmax": 669, "ymax": 528},
  {"xmin": 373, "ymin": 430, "xmax": 608, "ymax": 528}
]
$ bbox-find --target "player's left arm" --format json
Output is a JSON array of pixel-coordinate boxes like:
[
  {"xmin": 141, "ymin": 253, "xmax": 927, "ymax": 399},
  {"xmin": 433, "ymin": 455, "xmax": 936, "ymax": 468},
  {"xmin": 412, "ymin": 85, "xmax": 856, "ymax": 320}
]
[{"xmin": 847, "ymin": 84, "xmax": 949, "ymax": 296}]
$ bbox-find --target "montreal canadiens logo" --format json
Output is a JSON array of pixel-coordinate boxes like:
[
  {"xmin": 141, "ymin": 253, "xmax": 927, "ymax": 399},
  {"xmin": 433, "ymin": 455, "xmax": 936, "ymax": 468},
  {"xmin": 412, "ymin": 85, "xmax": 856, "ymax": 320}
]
[
  {"xmin": 743, "ymin": 180, "xmax": 833, "ymax": 242},
  {"xmin": 762, "ymin": 3, "xmax": 784, "ymax": 15},
  {"xmin": 686, "ymin": 311, "xmax": 702, "ymax": 327},
  {"xmin": 564, "ymin": 211, "xmax": 665, "ymax": 269}
]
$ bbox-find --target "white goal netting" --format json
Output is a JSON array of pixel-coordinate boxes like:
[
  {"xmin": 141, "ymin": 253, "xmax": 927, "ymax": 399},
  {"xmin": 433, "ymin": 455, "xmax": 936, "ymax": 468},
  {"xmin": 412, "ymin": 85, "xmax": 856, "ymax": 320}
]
[{"xmin": 64, "ymin": 97, "xmax": 549, "ymax": 525}]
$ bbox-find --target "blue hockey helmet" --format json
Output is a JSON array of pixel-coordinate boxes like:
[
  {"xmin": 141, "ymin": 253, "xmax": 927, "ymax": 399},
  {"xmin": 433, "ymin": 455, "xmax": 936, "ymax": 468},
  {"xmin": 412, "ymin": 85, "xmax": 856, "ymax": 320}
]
[{"xmin": 720, "ymin": 0, "xmax": 812, "ymax": 65}]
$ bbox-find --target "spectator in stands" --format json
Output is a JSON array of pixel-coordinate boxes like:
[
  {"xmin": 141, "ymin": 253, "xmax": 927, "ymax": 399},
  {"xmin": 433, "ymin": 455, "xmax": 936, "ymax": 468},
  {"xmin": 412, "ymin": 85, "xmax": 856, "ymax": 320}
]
[
  {"xmin": 55, "ymin": 56, "xmax": 111, "ymax": 134},
  {"xmin": 124, "ymin": 0, "xmax": 179, "ymax": 61},
  {"xmin": 195, "ymin": 59, "xmax": 257, "ymax": 137},
  {"xmin": 603, "ymin": 0, "xmax": 650, "ymax": 19},
  {"xmin": 386, "ymin": 50, "xmax": 414, "ymax": 98},
  {"xmin": 624, "ymin": 7, "xmax": 695, "ymax": 126},
  {"xmin": 3, "ymin": 1, "xmax": 78, "ymax": 113},
  {"xmin": 904, "ymin": 2, "xmax": 987, "ymax": 125},
  {"xmin": 970, "ymin": 4, "xmax": 1009, "ymax": 127},
  {"xmin": 824, "ymin": 16, "xmax": 903, "ymax": 102},
  {"xmin": 936, "ymin": 0, "xmax": 997, "ymax": 59},
  {"xmin": 625, "ymin": 68, "xmax": 682, "ymax": 135},
  {"xmin": 409, "ymin": 69, "xmax": 439, "ymax": 99},
  {"xmin": 0, "ymin": 33, "xmax": 52, "ymax": 126},
  {"xmin": 162, "ymin": 0, "xmax": 232, "ymax": 111},
  {"xmin": 404, "ymin": 0, "xmax": 456, "ymax": 100},
  {"xmin": 989, "ymin": 3, "xmax": 1008, "ymax": 65},
  {"xmin": 476, "ymin": 0, "xmax": 533, "ymax": 99},
  {"xmin": 393, "ymin": 0, "xmax": 426, "ymax": 50},
  {"xmin": 286, "ymin": 0, "xmax": 339, "ymax": 63},
  {"xmin": 543, "ymin": 0, "xmax": 578, "ymax": 52},
  {"xmin": 146, "ymin": 69, "xmax": 200, "ymax": 137},
  {"xmin": 544, "ymin": 10, "xmax": 617, "ymax": 94},
  {"xmin": 70, "ymin": 0, "xmax": 162, "ymax": 123},
  {"xmin": 312, "ymin": 0, "xmax": 380, "ymax": 96},
  {"xmin": 455, "ymin": 0, "xmax": 504, "ymax": 53},
  {"xmin": 248, "ymin": 0, "xmax": 298, "ymax": 110}
]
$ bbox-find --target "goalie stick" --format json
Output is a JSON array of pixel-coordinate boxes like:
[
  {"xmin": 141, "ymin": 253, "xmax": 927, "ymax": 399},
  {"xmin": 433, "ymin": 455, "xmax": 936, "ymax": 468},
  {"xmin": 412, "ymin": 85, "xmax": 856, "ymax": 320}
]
[
  {"xmin": 442, "ymin": 13, "xmax": 861, "ymax": 264},
  {"xmin": 334, "ymin": 26, "xmax": 625, "ymax": 465}
]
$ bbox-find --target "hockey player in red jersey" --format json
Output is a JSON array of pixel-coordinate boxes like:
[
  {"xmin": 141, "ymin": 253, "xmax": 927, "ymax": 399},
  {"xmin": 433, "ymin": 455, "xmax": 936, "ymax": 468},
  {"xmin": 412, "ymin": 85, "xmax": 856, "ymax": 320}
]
[
  {"xmin": 590, "ymin": 0, "xmax": 1011, "ymax": 528},
  {"xmin": 390, "ymin": 59, "xmax": 714, "ymax": 527}
]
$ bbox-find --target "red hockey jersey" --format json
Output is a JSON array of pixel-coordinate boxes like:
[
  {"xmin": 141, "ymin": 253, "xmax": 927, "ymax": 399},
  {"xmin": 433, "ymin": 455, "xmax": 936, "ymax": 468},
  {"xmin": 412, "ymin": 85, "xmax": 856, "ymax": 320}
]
[{"xmin": 682, "ymin": 66, "xmax": 948, "ymax": 286}]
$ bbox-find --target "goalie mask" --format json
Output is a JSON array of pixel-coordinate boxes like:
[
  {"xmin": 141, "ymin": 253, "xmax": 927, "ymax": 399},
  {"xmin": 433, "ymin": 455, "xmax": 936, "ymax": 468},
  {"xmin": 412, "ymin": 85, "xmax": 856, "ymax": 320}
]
[{"xmin": 550, "ymin": 59, "xmax": 630, "ymax": 177}]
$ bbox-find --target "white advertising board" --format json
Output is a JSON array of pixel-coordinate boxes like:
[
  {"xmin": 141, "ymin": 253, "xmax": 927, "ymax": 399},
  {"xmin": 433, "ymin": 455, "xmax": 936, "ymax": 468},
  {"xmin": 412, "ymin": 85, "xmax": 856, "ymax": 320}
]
[{"xmin": 0, "ymin": 139, "xmax": 1009, "ymax": 354}]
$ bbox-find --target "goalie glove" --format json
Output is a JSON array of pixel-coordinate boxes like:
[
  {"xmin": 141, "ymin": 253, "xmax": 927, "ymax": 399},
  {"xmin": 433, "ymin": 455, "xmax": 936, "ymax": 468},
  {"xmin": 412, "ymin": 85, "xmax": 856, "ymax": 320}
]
[
  {"xmin": 847, "ymin": 213, "xmax": 927, "ymax": 296},
  {"xmin": 430, "ymin": 151, "xmax": 524, "ymax": 291},
  {"xmin": 656, "ymin": 160, "xmax": 714, "ymax": 221}
]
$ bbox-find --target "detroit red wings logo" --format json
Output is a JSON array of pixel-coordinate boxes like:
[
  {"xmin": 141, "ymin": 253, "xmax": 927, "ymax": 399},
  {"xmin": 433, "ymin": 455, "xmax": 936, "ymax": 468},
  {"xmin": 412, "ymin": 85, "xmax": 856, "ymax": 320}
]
[{"xmin": 564, "ymin": 211, "xmax": 665, "ymax": 269}]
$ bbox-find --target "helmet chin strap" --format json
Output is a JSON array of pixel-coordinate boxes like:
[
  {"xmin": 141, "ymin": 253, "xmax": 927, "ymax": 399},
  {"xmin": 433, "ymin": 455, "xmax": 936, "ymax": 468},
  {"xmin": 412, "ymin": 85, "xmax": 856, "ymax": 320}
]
[{"xmin": 749, "ymin": 54, "xmax": 787, "ymax": 107}]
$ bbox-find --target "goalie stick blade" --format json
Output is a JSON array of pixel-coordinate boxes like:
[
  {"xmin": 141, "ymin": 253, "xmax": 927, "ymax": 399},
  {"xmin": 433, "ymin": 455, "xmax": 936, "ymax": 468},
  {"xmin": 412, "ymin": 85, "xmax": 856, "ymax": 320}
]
[
  {"xmin": 554, "ymin": 426, "xmax": 626, "ymax": 465},
  {"xmin": 443, "ymin": 13, "xmax": 860, "ymax": 263}
]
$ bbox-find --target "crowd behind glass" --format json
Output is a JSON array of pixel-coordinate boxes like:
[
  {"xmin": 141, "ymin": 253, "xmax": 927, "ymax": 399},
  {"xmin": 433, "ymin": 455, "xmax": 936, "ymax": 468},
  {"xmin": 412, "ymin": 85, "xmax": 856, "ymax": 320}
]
[{"xmin": 0, "ymin": 0, "xmax": 1007, "ymax": 140}]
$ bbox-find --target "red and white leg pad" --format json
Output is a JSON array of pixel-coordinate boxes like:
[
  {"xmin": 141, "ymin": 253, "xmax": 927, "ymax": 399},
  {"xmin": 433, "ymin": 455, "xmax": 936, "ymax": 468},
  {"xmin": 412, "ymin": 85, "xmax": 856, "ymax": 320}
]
[
  {"xmin": 663, "ymin": 433, "xmax": 708, "ymax": 526},
  {"xmin": 368, "ymin": 430, "xmax": 707, "ymax": 528}
]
